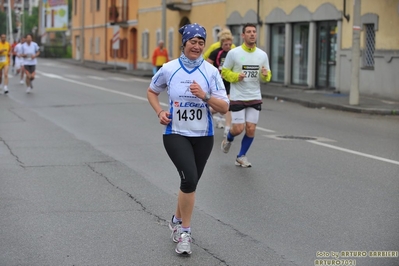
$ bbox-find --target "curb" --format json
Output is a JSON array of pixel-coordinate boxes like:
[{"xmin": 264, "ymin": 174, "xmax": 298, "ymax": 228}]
[{"xmin": 262, "ymin": 94, "xmax": 399, "ymax": 116}]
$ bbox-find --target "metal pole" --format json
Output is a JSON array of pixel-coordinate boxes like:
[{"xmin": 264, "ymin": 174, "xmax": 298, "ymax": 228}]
[
  {"xmin": 21, "ymin": 0, "xmax": 25, "ymax": 37},
  {"xmin": 8, "ymin": 0, "xmax": 14, "ymax": 43},
  {"xmin": 114, "ymin": 49, "xmax": 116, "ymax": 71},
  {"xmin": 81, "ymin": 0, "xmax": 85, "ymax": 64},
  {"xmin": 349, "ymin": 0, "xmax": 361, "ymax": 105},
  {"xmin": 162, "ymin": 0, "xmax": 166, "ymax": 42},
  {"xmin": 92, "ymin": 0, "xmax": 95, "ymax": 61}
]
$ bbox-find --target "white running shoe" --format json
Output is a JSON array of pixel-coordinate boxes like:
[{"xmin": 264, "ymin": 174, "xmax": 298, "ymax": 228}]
[
  {"xmin": 20, "ymin": 80, "xmax": 24, "ymax": 84},
  {"xmin": 3, "ymin": 87, "xmax": 8, "ymax": 94},
  {"xmin": 221, "ymin": 139, "xmax": 231, "ymax": 153},
  {"xmin": 213, "ymin": 115, "xmax": 225, "ymax": 129},
  {"xmin": 169, "ymin": 219, "xmax": 182, "ymax": 243},
  {"xmin": 216, "ymin": 119, "xmax": 224, "ymax": 129},
  {"xmin": 26, "ymin": 87, "xmax": 32, "ymax": 93},
  {"xmin": 175, "ymin": 232, "xmax": 192, "ymax": 255},
  {"xmin": 235, "ymin": 155, "xmax": 252, "ymax": 168}
]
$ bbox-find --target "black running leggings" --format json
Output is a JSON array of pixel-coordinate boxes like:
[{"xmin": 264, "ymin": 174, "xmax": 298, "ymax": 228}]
[{"xmin": 163, "ymin": 134, "xmax": 214, "ymax": 193}]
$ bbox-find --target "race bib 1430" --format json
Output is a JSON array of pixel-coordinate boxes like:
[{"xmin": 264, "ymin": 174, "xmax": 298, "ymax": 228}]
[{"xmin": 172, "ymin": 100, "xmax": 207, "ymax": 131}]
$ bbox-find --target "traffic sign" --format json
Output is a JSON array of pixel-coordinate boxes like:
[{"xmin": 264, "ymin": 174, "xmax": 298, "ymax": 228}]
[{"xmin": 112, "ymin": 26, "xmax": 120, "ymax": 50}]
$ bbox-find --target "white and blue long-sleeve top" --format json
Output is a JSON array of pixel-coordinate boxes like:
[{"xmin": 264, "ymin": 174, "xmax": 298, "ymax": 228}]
[{"xmin": 150, "ymin": 58, "xmax": 229, "ymax": 137}]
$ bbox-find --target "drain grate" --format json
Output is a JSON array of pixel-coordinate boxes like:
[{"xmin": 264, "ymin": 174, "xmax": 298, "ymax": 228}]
[{"xmin": 276, "ymin": 135, "xmax": 317, "ymax": 140}]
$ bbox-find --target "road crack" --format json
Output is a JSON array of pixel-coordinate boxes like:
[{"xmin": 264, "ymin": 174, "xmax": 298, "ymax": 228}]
[
  {"xmin": 0, "ymin": 137, "xmax": 25, "ymax": 168},
  {"xmin": 86, "ymin": 162, "xmax": 229, "ymax": 265}
]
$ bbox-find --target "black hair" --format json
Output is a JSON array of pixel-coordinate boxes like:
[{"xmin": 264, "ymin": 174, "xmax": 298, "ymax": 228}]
[{"xmin": 242, "ymin": 23, "xmax": 257, "ymax": 34}]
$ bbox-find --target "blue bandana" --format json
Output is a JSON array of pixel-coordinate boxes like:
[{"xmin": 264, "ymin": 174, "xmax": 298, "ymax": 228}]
[{"xmin": 179, "ymin": 23, "xmax": 207, "ymax": 45}]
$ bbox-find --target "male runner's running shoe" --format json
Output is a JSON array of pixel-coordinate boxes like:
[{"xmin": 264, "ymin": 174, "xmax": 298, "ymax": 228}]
[
  {"xmin": 235, "ymin": 155, "xmax": 252, "ymax": 167},
  {"xmin": 169, "ymin": 219, "xmax": 182, "ymax": 243},
  {"xmin": 213, "ymin": 114, "xmax": 225, "ymax": 129},
  {"xmin": 175, "ymin": 232, "xmax": 192, "ymax": 255},
  {"xmin": 221, "ymin": 139, "xmax": 231, "ymax": 153}
]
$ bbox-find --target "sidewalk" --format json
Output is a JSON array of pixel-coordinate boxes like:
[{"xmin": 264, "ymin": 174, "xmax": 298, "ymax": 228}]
[{"xmin": 59, "ymin": 59, "xmax": 399, "ymax": 115}]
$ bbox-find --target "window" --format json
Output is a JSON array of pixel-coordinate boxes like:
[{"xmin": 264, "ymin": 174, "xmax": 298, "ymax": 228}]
[
  {"xmin": 142, "ymin": 31, "xmax": 149, "ymax": 58},
  {"xmin": 96, "ymin": 0, "xmax": 100, "ymax": 11},
  {"xmin": 168, "ymin": 29, "xmax": 174, "ymax": 59},
  {"xmin": 229, "ymin": 25, "xmax": 241, "ymax": 47},
  {"xmin": 363, "ymin": 24, "xmax": 375, "ymax": 68},
  {"xmin": 95, "ymin": 37, "xmax": 100, "ymax": 54},
  {"xmin": 292, "ymin": 23, "xmax": 309, "ymax": 85},
  {"xmin": 90, "ymin": 37, "xmax": 93, "ymax": 54},
  {"xmin": 109, "ymin": 38, "xmax": 128, "ymax": 59},
  {"xmin": 213, "ymin": 26, "xmax": 221, "ymax": 43},
  {"xmin": 270, "ymin": 24, "xmax": 285, "ymax": 83}
]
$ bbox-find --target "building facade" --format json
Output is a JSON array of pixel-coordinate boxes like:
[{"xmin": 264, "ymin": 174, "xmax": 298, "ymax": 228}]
[
  {"xmin": 137, "ymin": 0, "xmax": 227, "ymax": 70},
  {"xmin": 226, "ymin": 0, "xmax": 399, "ymax": 99},
  {"xmin": 71, "ymin": 0, "xmax": 139, "ymax": 68},
  {"xmin": 71, "ymin": 0, "xmax": 399, "ymax": 100},
  {"xmin": 71, "ymin": 0, "xmax": 227, "ymax": 71}
]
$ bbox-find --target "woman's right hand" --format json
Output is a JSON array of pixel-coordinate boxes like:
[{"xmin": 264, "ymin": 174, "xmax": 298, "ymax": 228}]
[{"xmin": 159, "ymin": 111, "xmax": 171, "ymax": 125}]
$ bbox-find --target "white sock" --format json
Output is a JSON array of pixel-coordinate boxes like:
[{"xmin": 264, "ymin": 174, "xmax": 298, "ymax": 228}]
[{"xmin": 172, "ymin": 215, "xmax": 182, "ymax": 224}]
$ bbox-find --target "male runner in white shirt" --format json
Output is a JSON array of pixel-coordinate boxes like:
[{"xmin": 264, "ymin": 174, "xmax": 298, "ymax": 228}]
[
  {"xmin": 21, "ymin": 34, "xmax": 40, "ymax": 93},
  {"xmin": 221, "ymin": 23, "xmax": 272, "ymax": 167}
]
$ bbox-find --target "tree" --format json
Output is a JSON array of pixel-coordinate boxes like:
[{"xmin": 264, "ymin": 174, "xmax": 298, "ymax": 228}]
[
  {"xmin": 0, "ymin": 11, "xmax": 6, "ymax": 34},
  {"xmin": 0, "ymin": 10, "xmax": 17, "ymax": 37},
  {"xmin": 22, "ymin": 6, "xmax": 39, "ymax": 38}
]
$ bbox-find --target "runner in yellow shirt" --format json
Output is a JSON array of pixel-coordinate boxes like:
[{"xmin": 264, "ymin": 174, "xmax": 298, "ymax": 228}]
[
  {"xmin": 203, "ymin": 28, "xmax": 236, "ymax": 60},
  {"xmin": 0, "ymin": 33, "xmax": 11, "ymax": 94}
]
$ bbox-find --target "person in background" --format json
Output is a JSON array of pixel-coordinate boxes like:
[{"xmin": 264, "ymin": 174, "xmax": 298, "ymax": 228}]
[
  {"xmin": 21, "ymin": 34, "xmax": 40, "ymax": 93},
  {"xmin": 147, "ymin": 23, "xmax": 229, "ymax": 255},
  {"xmin": 0, "ymin": 33, "xmax": 11, "ymax": 94},
  {"xmin": 220, "ymin": 23, "xmax": 272, "ymax": 168},
  {"xmin": 11, "ymin": 40, "xmax": 17, "ymax": 74},
  {"xmin": 14, "ymin": 38, "xmax": 25, "ymax": 84},
  {"xmin": 203, "ymin": 28, "xmax": 236, "ymax": 60},
  {"xmin": 152, "ymin": 40, "xmax": 169, "ymax": 72},
  {"xmin": 206, "ymin": 32, "xmax": 234, "ymax": 137}
]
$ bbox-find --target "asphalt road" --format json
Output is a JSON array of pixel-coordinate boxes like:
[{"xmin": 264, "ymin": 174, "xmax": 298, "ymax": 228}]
[{"xmin": 1, "ymin": 59, "xmax": 398, "ymax": 266}]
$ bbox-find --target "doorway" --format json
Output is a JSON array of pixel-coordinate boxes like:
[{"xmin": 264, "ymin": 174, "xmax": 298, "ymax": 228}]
[
  {"xmin": 316, "ymin": 21, "xmax": 337, "ymax": 89},
  {"xmin": 75, "ymin": 35, "xmax": 81, "ymax": 60}
]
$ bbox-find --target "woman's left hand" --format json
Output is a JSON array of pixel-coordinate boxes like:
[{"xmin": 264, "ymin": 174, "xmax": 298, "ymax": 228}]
[{"xmin": 189, "ymin": 80, "xmax": 205, "ymax": 99}]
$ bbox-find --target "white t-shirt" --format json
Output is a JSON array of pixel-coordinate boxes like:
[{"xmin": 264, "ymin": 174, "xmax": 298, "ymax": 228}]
[
  {"xmin": 222, "ymin": 45, "xmax": 270, "ymax": 101},
  {"xmin": 21, "ymin": 42, "xmax": 40, "ymax": 65},
  {"xmin": 150, "ymin": 58, "xmax": 229, "ymax": 137},
  {"xmin": 14, "ymin": 43, "xmax": 24, "ymax": 62}
]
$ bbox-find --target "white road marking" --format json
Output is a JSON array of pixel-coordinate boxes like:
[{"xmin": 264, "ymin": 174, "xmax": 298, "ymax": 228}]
[
  {"xmin": 109, "ymin": 77, "xmax": 128, "ymax": 81},
  {"xmin": 37, "ymin": 71, "xmax": 168, "ymax": 106},
  {"xmin": 65, "ymin": 74, "xmax": 82, "ymax": 79},
  {"xmin": 41, "ymin": 62, "xmax": 70, "ymax": 68},
  {"xmin": 129, "ymin": 77, "xmax": 150, "ymax": 83},
  {"xmin": 308, "ymin": 140, "xmax": 399, "ymax": 166},
  {"xmin": 88, "ymin": 76, "xmax": 106, "ymax": 80}
]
